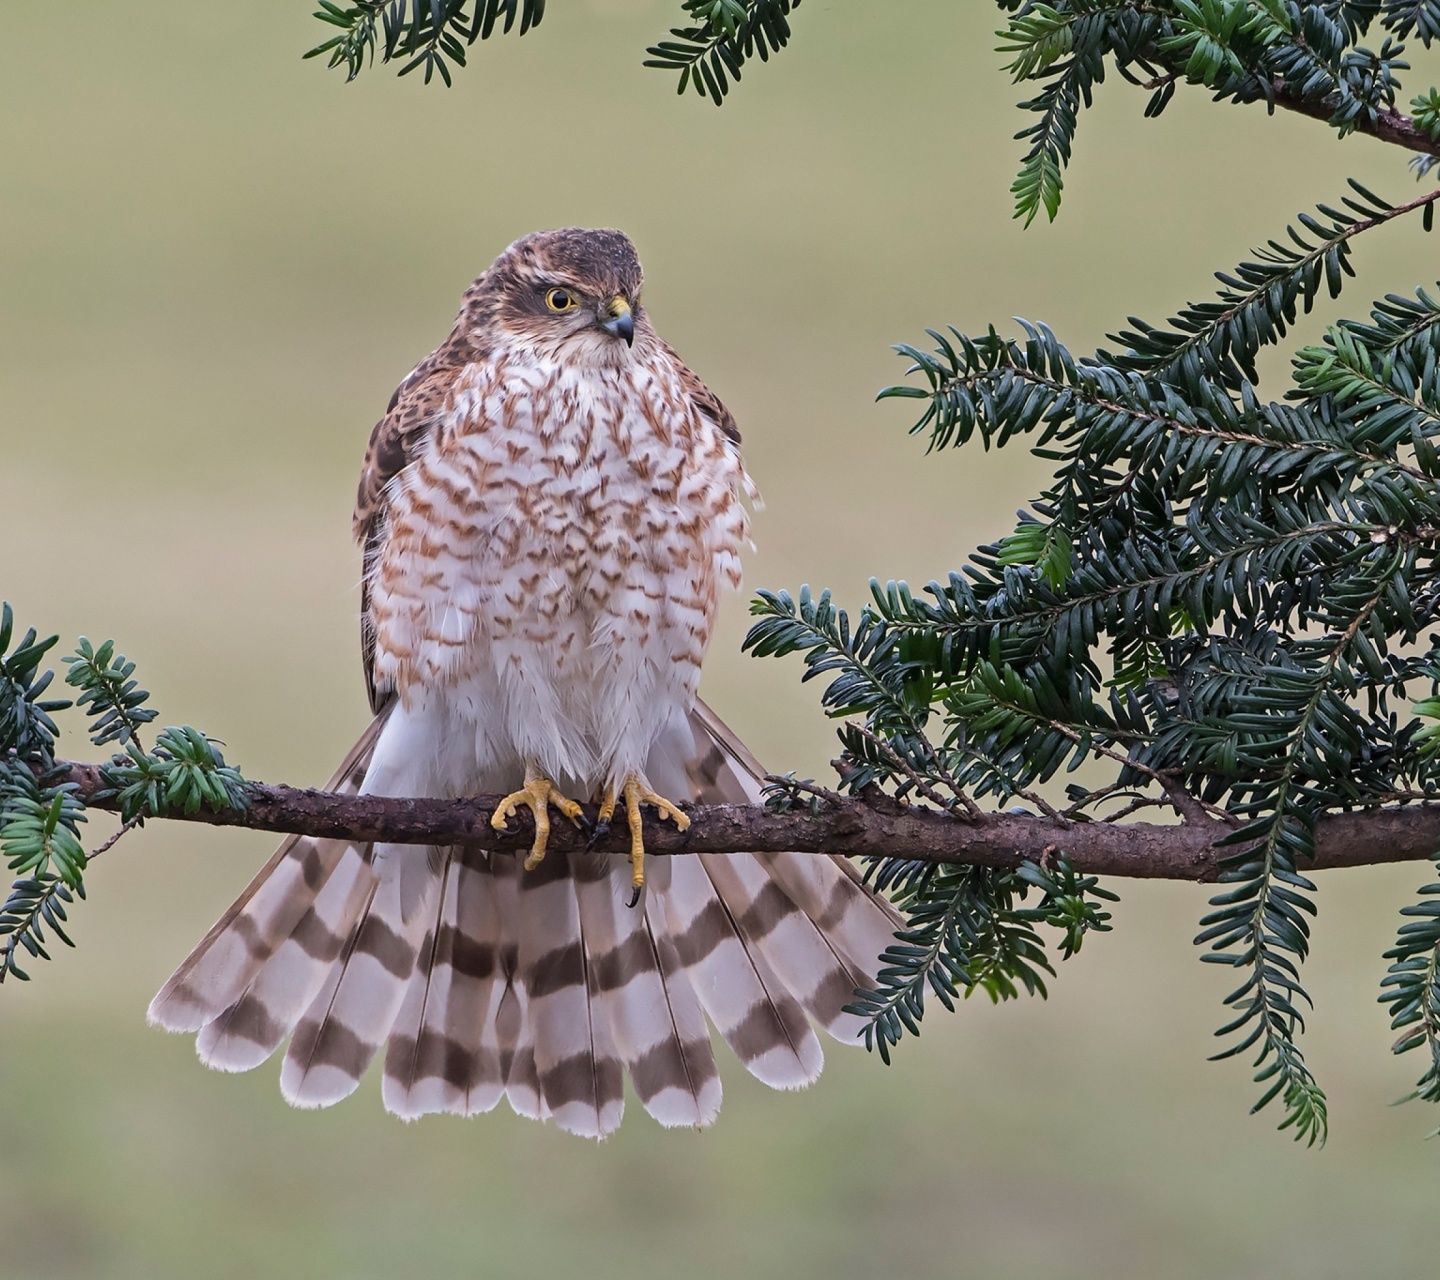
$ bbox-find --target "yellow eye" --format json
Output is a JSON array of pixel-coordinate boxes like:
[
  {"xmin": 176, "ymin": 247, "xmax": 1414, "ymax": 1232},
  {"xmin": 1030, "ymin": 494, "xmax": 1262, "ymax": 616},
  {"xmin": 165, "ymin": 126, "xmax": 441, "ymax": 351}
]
[{"xmin": 545, "ymin": 288, "xmax": 577, "ymax": 312}]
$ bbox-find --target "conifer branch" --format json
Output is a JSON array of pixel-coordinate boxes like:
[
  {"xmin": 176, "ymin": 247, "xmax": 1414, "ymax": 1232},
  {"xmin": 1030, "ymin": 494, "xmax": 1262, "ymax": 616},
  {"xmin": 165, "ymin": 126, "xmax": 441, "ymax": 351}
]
[
  {"xmin": 1270, "ymin": 87, "xmax": 1440, "ymax": 159},
  {"xmin": 47, "ymin": 757, "xmax": 1440, "ymax": 882}
]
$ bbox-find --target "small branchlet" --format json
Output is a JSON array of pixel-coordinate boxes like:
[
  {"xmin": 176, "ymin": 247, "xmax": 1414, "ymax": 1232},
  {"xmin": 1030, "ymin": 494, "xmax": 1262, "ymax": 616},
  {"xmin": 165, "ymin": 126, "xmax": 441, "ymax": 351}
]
[
  {"xmin": 106, "ymin": 728, "xmax": 249, "ymax": 822},
  {"xmin": 305, "ymin": 0, "xmax": 547, "ymax": 86},
  {"xmin": 1380, "ymin": 853, "xmax": 1440, "ymax": 1125},
  {"xmin": 0, "ymin": 874, "xmax": 83, "ymax": 984},
  {"xmin": 844, "ymin": 852, "xmax": 1118, "ymax": 1062},
  {"xmin": 63, "ymin": 637, "xmax": 157, "ymax": 750},
  {"xmin": 0, "ymin": 607, "xmax": 245, "ymax": 983},
  {"xmin": 644, "ymin": 0, "xmax": 799, "ymax": 104}
]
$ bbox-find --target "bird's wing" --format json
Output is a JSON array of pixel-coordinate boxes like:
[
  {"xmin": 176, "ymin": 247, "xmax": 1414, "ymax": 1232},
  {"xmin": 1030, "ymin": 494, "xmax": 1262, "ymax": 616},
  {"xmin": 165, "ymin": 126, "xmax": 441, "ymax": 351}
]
[{"xmin": 353, "ymin": 342, "xmax": 476, "ymax": 714}]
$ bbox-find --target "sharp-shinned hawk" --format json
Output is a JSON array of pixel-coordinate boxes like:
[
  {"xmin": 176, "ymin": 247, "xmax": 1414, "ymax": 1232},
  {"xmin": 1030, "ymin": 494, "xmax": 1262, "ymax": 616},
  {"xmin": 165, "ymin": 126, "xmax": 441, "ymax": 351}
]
[{"xmin": 149, "ymin": 228, "xmax": 902, "ymax": 1136}]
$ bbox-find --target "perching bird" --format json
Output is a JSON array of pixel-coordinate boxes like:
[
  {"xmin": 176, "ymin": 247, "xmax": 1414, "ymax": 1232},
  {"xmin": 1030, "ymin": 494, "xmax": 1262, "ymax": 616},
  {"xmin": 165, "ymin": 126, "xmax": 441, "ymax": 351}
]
[{"xmin": 149, "ymin": 228, "xmax": 903, "ymax": 1136}]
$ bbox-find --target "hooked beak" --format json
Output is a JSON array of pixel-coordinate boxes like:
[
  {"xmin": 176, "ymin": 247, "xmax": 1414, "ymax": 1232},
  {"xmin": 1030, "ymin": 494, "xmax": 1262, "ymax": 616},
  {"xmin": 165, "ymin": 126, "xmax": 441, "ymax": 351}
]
[{"xmin": 602, "ymin": 297, "xmax": 635, "ymax": 347}]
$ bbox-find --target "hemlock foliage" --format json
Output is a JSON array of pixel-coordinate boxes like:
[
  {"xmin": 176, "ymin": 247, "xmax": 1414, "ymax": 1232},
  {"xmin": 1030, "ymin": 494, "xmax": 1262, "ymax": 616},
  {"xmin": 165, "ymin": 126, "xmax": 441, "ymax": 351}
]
[
  {"xmin": 742, "ymin": 3, "xmax": 1440, "ymax": 1144},
  {"xmin": 304, "ymin": 0, "xmax": 800, "ymax": 101},
  {"xmin": 0, "ymin": 607, "xmax": 245, "ymax": 982}
]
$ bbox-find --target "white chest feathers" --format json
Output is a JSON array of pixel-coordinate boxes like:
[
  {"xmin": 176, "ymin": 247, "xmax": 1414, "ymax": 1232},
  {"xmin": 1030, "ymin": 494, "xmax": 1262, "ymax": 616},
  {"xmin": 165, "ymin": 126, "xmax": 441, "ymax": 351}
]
[{"xmin": 366, "ymin": 350, "xmax": 750, "ymax": 789}]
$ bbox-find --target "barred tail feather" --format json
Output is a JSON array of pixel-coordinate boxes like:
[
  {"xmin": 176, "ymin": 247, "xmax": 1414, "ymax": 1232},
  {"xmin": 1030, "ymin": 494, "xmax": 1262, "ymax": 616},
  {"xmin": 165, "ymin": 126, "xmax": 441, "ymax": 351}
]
[
  {"xmin": 700, "ymin": 850, "xmax": 871, "ymax": 1043},
  {"xmin": 516, "ymin": 849, "xmax": 625, "ymax": 1137},
  {"xmin": 147, "ymin": 714, "xmax": 387, "ymax": 1033},
  {"xmin": 280, "ymin": 861, "xmax": 440, "ymax": 1109},
  {"xmin": 750, "ymin": 849, "xmax": 904, "ymax": 1041},
  {"xmin": 640, "ymin": 854, "xmax": 723, "ymax": 1127},
  {"xmin": 683, "ymin": 699, "xmax": 906, "ymax": 1046},
  {"xmin": 486, "ymin": 851, "xmax": 544, "ymax": 1122},
  {"xmin": 195, "ymin": 843, "xmax": 376, "ymax": 1071},
  {"xmin": 573, "ymin": 850, "xmax": 721, "ymax": 1128},
  {"xmin": 659, "ymin": 852, "xmax": 822, "ymax": 1090},
  {"xmin": 382, "ymin": 854, "xmax": 507, "ymax": 1119}
]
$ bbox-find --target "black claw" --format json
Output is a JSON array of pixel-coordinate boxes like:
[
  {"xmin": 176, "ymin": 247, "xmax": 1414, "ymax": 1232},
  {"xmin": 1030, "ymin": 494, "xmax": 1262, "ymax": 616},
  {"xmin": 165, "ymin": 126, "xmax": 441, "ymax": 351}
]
[
  {"xmin": 573, "ymin": 808, "xmax": 594, "ymax": 837},
  {"xmin": 586, "ymin": 816, "xmax": 611, "ymax": 852},
  {"xmin": 626, "ymin": 884, "xmax": 642, "ymax": 910}
]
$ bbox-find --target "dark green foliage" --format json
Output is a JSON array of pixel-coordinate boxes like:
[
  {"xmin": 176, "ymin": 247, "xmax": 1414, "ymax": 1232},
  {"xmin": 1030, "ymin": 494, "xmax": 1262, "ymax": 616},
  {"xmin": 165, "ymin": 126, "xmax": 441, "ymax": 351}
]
[
  {"xmin": 1382, "ymin": 0, "xmax": 1440, "ymax": 46},
  {"xmin": 1380, "ymin": 854, "xmax": 1440, "ymax": 1122},
  {"xmin": 0, "ymin": 772, "xmax": 88, "ymax": 984},
  {"xmin": 644, "ymin": 0, "xmax": 800, "ymax": 105},
  {"xmin": 299, "ymin": 0, "xmax": 1440, "ymax": 210},
  {"xmin": 0, "ymin": 603, "xmax": 67, "ymax": 767},
  {"xmin": 0, "ymin": 875, "xmax": 82, "ymax": 984},
  {"xmin": 748, "ymin": 167, "xmax": 1440, "ymax": 1140},
  {"xmin": 846, "ymin": 854, "xmax": 1117, "ymax": 1063},
  {"xmin": 1412, "ymin": 86, "xmax": 1440, "ymax": 181},
  {"xmin": 305, "ymin": 0, "xmax": 800, "ymax": 98},
  {"xmin": 998, "ymin": 2, "xmax": 1110, "ymax": 226},
  {"xmin": 306, "ymin": 0, "xmax": 546, "ymax": 85},
  {"xmin": 994, "ymin": 1, "xmax": 1440, "ymax": 223},
  {"xmin": 0, "ymin": 605, "xmax": 246, "ymax": 983},
  {"xmin": 0, "ymin": 604, "xmax": 83, "ymax": 983},
  {"xmin": 108, "ymin": 728, "xmax": 247, "ymax": 822},
  {"xmin": 736, "ymin": 12, "xmax": 1440, "ymax": 1140},
  {"xmin": 63, "ymin": 638, "xmax": 157, "ymax": 749},
  {"xmin": 1, "ymin": 769, "xmax": 87, "ymax": 887}
]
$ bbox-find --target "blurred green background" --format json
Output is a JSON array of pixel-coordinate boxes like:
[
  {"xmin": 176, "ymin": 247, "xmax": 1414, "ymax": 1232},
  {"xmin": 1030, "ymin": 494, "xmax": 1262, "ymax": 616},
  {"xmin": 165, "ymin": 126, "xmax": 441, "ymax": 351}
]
[{"xmin": 3, "ymin": 3, "xmax": 1439, "ymax": 1277}]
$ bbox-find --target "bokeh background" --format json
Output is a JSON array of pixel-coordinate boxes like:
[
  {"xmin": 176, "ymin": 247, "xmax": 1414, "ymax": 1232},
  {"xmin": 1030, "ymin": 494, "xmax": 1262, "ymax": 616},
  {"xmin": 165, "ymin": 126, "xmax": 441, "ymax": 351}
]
[{"xmin": 4, "ymin": 3, "xmax": 1439, "ymax": 1276}]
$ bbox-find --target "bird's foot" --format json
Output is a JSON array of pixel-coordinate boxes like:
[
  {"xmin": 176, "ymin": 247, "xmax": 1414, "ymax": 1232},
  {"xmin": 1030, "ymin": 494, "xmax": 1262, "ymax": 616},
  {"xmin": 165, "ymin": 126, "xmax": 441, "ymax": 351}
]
[
  {"xmin": 597, "ymin": 776, "xmax": 690, "ymax": 906},
  {"xmin": 492, "ymin": 773, "xmax": 586, "ymax": 870}
]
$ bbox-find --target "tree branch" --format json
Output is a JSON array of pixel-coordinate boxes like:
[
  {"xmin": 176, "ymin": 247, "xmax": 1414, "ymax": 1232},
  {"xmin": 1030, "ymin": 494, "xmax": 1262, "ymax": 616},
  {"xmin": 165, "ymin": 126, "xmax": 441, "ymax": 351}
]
[
  {"xmin": 55, "ymin": 760, "xmax": 1440, "ymax": 884},
  {"xmin": 1271, "ymin": 83, "xmax": 1440, "ymax": 159}
]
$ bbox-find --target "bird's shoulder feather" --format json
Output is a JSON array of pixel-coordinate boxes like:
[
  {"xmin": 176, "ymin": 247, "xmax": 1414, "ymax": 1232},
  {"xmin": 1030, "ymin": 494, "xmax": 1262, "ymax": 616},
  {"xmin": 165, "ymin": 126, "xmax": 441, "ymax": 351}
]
[
  {"xmin": 353, "ymin": 343, "xmax": 475, "ymax": 541},
  {"xmin": 654, "ymin": 336, "xmax": 740, "ymax": 445}
]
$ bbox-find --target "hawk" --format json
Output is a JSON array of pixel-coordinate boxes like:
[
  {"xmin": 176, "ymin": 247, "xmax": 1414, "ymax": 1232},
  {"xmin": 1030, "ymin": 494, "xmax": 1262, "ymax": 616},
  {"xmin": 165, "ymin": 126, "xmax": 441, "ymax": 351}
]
[{"xmin": 149, "ymin": 228, "xmax": 903, "ymax": 1136}]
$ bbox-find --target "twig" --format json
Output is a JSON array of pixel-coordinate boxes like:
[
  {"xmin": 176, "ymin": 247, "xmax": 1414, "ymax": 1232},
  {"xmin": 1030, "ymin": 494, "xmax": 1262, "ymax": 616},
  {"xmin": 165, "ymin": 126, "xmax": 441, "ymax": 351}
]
[
  {"xmin": 88, "ymin": 815, "xmax": 141, "ymax": 861},
  {"xmin": 1097, "ymin": 795, "xmax": 1170, "ymax": 823},
  {"xmin": 1039, "ymin": 715, "xmax": 1233, "ymax": 826},
  {"xmin": 1269, "ymin": 85, "xmax": 1440, "ymax": 161},
  {"xmin": 849, "ymin": 724, "xmax": 989, "ymax": 821},
  {"xmin": 762, "ymin": 775, "xmax": 847, "ymax": 809}
]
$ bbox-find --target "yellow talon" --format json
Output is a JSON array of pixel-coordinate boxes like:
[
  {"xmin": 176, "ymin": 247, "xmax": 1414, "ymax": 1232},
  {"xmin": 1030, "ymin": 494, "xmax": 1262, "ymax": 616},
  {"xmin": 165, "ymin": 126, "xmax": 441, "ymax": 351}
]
[
  {"xmin": 492, "ymin": 771, "xmax": 585, "ymax": 870},
  {"xmin": 619, "ymin": 776, "xmax": 690, "ymax": 895}
]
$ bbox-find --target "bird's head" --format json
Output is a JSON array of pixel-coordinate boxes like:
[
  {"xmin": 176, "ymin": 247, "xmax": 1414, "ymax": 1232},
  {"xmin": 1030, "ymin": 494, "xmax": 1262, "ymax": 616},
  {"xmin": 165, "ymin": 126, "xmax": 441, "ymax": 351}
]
[{"xmin": 473, "ymin": 227, "xmax": 647, "ymax": 365}]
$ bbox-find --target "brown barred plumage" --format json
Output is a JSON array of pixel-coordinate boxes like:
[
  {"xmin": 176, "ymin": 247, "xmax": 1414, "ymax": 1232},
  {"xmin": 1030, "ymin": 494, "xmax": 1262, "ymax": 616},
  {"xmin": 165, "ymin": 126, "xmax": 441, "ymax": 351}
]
[{"xmin": 149, "ymin": 229, "xmax": 902, "ymax": 1135}]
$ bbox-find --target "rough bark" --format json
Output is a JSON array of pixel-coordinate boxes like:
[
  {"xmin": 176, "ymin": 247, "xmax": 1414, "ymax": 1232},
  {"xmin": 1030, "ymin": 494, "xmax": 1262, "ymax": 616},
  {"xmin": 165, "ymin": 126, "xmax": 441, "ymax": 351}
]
[
  {"xmin": 1271, "ymin": 85, "xmax": 1440, "ymax": 159},
  {"xmin": 56, "ymin": 760, "xmax": 1440, "ymax": 882}
]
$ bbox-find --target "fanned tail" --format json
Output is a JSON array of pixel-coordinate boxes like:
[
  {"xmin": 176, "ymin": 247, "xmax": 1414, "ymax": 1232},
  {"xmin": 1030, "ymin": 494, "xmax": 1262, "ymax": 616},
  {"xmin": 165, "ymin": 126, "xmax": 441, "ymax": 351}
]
[{"xmin": 150, "ymin": 699, "xmax": 902, "ymax": 1133}]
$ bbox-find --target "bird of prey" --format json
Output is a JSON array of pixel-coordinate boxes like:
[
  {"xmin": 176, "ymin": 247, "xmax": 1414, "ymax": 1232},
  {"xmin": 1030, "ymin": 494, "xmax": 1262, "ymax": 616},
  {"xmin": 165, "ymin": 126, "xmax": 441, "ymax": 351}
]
[{"xmin": 149, "ymin": 228, "xmax": 903, "ymax": 1136}]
